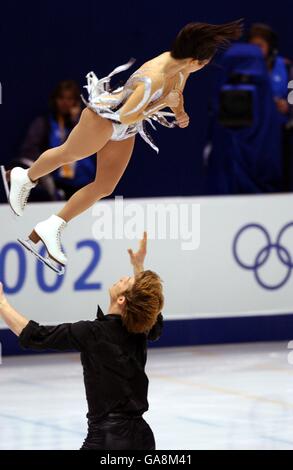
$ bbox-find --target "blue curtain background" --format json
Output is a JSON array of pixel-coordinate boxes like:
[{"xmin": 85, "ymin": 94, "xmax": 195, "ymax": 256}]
[{"xmin": 1, "ymin": 0, "xmax": 292, "ymax": 198}]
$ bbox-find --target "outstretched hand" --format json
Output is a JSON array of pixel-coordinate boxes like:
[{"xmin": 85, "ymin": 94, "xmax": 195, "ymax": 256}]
[
  {"xmin": 0, "ymin": 282, "xmax": 7, "ymax": 308},
  {"xmin": 128, "ymin": 231, "xmax": 147, "ymax": 273}
]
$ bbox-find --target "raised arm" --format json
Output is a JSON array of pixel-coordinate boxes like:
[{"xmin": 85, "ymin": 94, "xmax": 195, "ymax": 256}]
[
  {"xmin": 127, "ymin": 233, "xmax": 164, "ymax": 341},
  {"xmin": 127, "ymin": 231, "xmax": 147, "ymax": 276}
]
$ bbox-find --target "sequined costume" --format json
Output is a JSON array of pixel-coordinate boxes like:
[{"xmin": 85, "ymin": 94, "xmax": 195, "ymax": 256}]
[{"xmin": 80, "ymin": 58, "xmax": 183, "ymax": 153}]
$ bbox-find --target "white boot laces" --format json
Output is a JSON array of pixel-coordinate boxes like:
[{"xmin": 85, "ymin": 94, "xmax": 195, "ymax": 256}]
[
  {"xmin": 19, "ymin": 183, "xmax": 32, "ymax": 210},
  {"xmin": 56, "ymin": 221, "xmax": 66, "ymax": 253}
]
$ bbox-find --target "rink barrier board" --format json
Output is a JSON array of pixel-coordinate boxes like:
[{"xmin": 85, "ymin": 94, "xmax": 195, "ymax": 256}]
[
  {"xmin": 1, "ymin": 195, "xmax": 293, "ymax": 356},
  {"xmin": 1, "ymin": 313, "xmax": 293, "ymax": 355}
]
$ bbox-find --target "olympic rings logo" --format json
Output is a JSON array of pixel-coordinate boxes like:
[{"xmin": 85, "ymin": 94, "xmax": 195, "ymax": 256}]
[{"xmin": 232, "ymin": 223, "xmax": 293, "ymax": 290}]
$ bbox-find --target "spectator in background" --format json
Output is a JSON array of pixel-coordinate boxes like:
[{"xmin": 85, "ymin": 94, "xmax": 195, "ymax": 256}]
[
  {"xmin": 17, "ymin": 80, "xmax": 96, "ymax": 200},
  {"xmin": 203, "ymin": 42, "xmax": 283, "ymax": 195},
  {"xmin": 248, "ymin": 23, "xmax": 293, "ymax": 190}
]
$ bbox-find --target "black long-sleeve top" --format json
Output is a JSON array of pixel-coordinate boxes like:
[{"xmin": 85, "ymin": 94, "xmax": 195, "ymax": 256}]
[{"xmin": 18, "ymin": 306, "xmax": 163, "ymax": 423}]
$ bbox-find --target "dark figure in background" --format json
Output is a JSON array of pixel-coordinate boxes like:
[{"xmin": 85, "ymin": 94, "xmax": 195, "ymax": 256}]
[
  {"xmin": 203, "ymin": 42, "xmax": 283, "ymax": 195},
  {"xmin": 17, "ymin": 80, "xmax": 96, "ymax": 200},
  {"xmin": 248, "ymin": 23, "xmax": 293, "ymax": 191}
]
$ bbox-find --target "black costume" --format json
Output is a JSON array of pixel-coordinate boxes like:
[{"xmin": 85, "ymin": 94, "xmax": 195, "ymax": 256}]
[{"xmin": 19, "ymin": 305, "xmax": 163, "ymax": 450}]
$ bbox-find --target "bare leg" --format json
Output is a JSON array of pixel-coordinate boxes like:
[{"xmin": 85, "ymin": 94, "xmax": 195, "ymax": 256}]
[
  {"xmin": 28, "ymin": 108, "xmax": 114, "ymax": 181},
  {"xmin": 57, "ymin": 136, "xmax": 136, "ymax": 222}
]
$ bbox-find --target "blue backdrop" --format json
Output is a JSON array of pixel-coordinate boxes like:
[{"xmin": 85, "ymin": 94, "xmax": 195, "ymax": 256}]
[{"xmin": 1, "ymin": 0, "xmax": 292, "ymax": 198}]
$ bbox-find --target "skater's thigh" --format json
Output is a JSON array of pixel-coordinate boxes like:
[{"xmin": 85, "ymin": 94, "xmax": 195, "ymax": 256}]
[
  {"xmin": 95, "ymin": 136, "xmax": 136, "ymax": 188},
  {"xmin": 64, "ymin": 108, "xmax": 114, "ymax": 159}
]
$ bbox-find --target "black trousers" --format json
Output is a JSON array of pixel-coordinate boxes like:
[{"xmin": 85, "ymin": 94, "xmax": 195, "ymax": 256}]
[{"xmin": 80, "ymin": 413, "xmax": 156, "ymax": 450}]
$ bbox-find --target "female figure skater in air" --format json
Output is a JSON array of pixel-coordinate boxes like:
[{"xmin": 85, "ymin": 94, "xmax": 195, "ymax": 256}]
[{"xmin": 1, "ymin": 20, "xmax": 243, "ymax": 274}]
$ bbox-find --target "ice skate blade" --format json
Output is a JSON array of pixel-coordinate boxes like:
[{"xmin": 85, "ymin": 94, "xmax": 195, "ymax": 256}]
[
  {"xmin": 0, "ymin": 165, "xmax": 20, "ymax": 218},
  {"xmin": 17, "ymin": 238, "xmax": 65, "ymax": 276},
  {"xmin": 0, "ymin": 165, "xmax": 9, "ymax": 200}
]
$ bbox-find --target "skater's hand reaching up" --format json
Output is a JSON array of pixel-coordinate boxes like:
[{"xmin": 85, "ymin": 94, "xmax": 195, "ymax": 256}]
[{"xmin": 128, "ymin": 231, "xmax": 147, "ymax": 275}]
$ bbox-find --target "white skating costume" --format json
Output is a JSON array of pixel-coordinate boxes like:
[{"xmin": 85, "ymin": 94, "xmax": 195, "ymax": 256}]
[
  {"xmin": 1, "ymin": 58, "xmax": 184, "ymax": 275},
  {"xmin": 80, "ymin": 58, "xmax": 183, "ymax": 153}
]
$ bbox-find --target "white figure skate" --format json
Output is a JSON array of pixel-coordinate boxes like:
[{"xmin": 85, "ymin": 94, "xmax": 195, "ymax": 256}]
[
  {"xmin": 18, "ymin": 215, "xmax": 67, "ymax": 276},
  {"xmin": 0, "ymin": 165, "xmax": 37, "ymax": 216}
]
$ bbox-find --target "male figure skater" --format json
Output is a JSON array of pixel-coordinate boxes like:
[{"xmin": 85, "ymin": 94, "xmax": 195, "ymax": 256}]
[{"xmin": 0, "ymin": 232, "xmax": 164, "ymax": 450}]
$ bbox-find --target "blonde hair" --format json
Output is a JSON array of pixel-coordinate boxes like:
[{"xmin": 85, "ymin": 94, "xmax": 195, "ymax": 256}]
[{"xmin": 122, "ymin": 270, "xmax": 164, "ymax": 334}]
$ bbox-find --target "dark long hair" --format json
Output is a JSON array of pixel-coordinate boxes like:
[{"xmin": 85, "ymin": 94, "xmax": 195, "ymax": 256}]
[
  {"xmin": 170, "ymin": 19, "xmax": 244, "ymax": 62},
  {"xmin": 49, "ymin": 80, "xmax": 81, "ymax": 120}
]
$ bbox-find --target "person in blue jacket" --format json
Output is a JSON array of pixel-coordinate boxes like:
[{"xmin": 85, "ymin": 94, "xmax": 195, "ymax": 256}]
[
  {"xmin": 17, "ymin": 79, "xmax": 96, "ymax": 200},
  {"xmin": 248, "ymin": 23, "xmax": 293, "ymax": 190}
]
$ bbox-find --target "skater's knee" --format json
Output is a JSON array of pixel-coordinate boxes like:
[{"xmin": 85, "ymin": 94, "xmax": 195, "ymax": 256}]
[
  {"xmin": 94, "ymin": 181, "xmax": 117, "ymax": 198},
  {"xmin": 98, "ymin": 187, "xmax": 115, "ymax": 198},
  {"xmin": 102, "ymin": 188, "xmax": 115, "ymax": 198}
]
